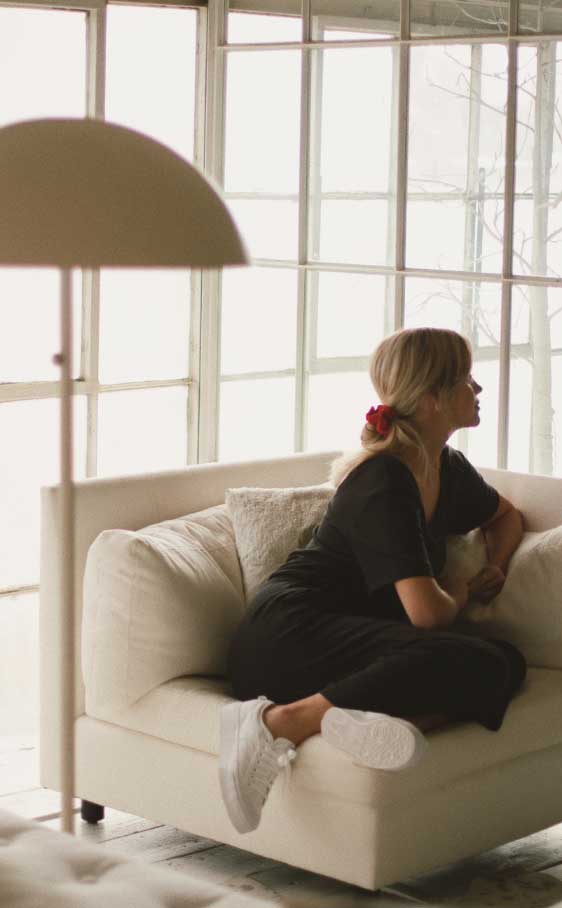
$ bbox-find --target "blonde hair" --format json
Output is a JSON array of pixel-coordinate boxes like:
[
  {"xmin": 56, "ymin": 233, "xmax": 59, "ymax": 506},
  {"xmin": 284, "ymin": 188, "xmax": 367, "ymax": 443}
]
[{"xmin": 330, "ymin": 327, "xmax": 472, "ymax": 487}]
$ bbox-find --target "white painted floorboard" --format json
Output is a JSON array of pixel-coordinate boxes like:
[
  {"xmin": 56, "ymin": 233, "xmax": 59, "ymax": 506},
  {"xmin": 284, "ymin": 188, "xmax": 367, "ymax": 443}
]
[{"xmin": 3, "ymin": 738, "xmax": 562, "ymax": 907}]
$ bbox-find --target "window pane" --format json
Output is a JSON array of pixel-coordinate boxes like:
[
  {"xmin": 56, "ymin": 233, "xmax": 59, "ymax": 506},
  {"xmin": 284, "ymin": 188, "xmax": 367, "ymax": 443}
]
[
  {"xmin": 0, "ymin": 398, "xmax": 86, "ymax": 588},
  {"xmin": 99, "ymin": 270, "xmax": 190, "ymax": 383},
  {"xmin": 0, "ymin": 270, "xmax": 81, "ymax": 382},
  {"xmin": 411, "ymin": 0, "xmax": 508, "ymax": 36},
  {"xmin": 519, "ymin": 0, "xmax": 562, "ymax": 34},
  {"xmin": 0, "ymin": 8, "xmax": 85, "ymax": 123},
  {"xmin": 313, "ymin": 48, "xmax": 394, "ymax": 195},
  {"xmin": 311, "ymin": 3, "xmax": 399, "ymax": 40},
  {"xmin": 0, "ymin": 593, "xmax": 38, "ymax": 740},
  {"xmin": 310, "ymin": 46, "xmax": 395, "ymax": 267},
  {"xmin": 404, "ymin": 277, "xmax": 502, "ymax": 346},
  {"xmin": 307, "ymin": 371, "xmax": 373, "ymax": 451},
  {"xmin": 227, "ymin": 199, "xmax": 298, "ymax": 261},
  {"xmin": 312, "ymin": 271, "xmax": 390, "ymax": 358},
  {"xmin": 106, "ymin": 5, "xmax": 197, "ymax": 160},
  {"xmin": 508, "ymin": 285, "xmax": 562, "ymax": 476},
  {"xmin": 513, "ymin": 43, "xmax": 562, "ymax": 278},
  {"xmin": 228, "ymin": 10, "xmax": 301, "ymax": 42},
  {"xmin": 407, "ymin": 44, "xmax": 507, "ymax": 273},
  {"xmin": 219, "ymin": 377, "xmax": 295, "ymax": 461},
  {"xmin": 221, "ymin": 267, "xmax": 297, "ymax": 375},
  {"xmin": 225, "ymin": 51, "xmax": 301, "ymax": 194},
  {"xmin": 407, "ymin": 201, "xmax": 466, "ymax": 272},
  {"xmin": 316, "ymin": 200, "xmax": 393, "ymax": 266},
  {"xmin": 225, "ymin": 50, "xmax": 301, "ymax": 261},
  {"xmin": 98, "ymin": 387, "xmax": 188, "ymax": 477}
]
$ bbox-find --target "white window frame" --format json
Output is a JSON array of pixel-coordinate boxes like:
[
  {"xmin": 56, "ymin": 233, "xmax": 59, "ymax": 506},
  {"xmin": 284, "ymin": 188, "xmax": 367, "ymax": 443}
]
[{"xmin": 216, "ymin": 0, "xmax": 562, "ymax": 467}]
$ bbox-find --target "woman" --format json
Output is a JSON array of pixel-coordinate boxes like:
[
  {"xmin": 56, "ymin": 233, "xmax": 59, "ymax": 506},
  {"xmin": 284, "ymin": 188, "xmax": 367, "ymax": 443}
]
[{"xmin": 219, "ymin": 327, "xmax": 526, "ymax": 835}]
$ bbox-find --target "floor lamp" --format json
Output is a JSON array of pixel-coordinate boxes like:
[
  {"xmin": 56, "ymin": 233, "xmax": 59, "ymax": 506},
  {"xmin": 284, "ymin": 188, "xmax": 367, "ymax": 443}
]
[{"xmin": 0, "ymin": 118, "xmax": 248, "ymax": 834}]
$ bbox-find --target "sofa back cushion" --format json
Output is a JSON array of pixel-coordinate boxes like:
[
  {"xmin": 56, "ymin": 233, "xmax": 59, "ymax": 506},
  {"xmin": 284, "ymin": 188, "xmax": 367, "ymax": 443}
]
[
  {"xmin": 447, "ymin": 526, "xmax": 562, "ymax": 669},
  {"xmin": 82, "ymin": 504, "xmax": 244, "ymax": 717},
  {"xmin": 225, "ymin": 484, "xmax": 335, "ymax": 600}
]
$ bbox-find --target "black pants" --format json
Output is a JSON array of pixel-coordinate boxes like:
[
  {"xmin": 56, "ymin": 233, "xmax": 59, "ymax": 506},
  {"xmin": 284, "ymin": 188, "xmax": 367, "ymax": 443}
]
[{"xmin": 228, "ymin": 582, "xmax": 527, "ymax": 732}]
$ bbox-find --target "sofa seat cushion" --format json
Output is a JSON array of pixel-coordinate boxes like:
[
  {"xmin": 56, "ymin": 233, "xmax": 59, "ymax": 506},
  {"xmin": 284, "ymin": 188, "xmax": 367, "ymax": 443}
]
[{"xmin": 104, "ymin": 667, "xmax": 562, "ymax": 808}]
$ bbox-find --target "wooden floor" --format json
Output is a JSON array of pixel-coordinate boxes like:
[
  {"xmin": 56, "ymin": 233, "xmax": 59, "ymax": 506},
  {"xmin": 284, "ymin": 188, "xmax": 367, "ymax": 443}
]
[{"xmin": 3, "ymin": 736, "xmax": 562, "ymax": 907}]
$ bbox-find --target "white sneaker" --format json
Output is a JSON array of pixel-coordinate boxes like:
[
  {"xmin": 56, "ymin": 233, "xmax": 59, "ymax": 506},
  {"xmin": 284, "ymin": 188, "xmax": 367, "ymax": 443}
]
[
  {"xmin": 219, "ymin": 697, "xmax": 297, "ymax": 834},
  {"xmin": 321, "ymin": 707, "xmax": 428, "ymax": 771}
]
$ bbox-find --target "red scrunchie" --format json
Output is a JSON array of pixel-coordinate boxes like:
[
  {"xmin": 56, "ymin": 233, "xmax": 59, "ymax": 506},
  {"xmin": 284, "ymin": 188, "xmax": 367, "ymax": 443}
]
[{"xmin": 366, "ymin": 404, "xmax": 396, "ymax": 438}]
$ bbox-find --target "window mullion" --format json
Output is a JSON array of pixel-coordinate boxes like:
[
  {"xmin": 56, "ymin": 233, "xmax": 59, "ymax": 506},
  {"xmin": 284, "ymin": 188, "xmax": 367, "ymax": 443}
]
[
  {"xmin": 187, "ymin": 6, "xmax": 209, "ymax": 465},
  {"xmin": 198, "ymin": 0, "xmax": 227, "ymax": 463},
  {"xmin": 394, "ymin": 0, "xmax": 410, "ymax": 330},
  {"xmin": 384, "ymin": 44, "xmax": 400, "ymax": 335},
  {"xmin": 294, "ymin": 0, "xmax": 312, "ymax": 452},
  {"xmin": 82, "ymin": 270, "xmax": 100, "ymax": 477},
  {"xmin": 497, "ymin": 0, "xmax": 518, "ymax": 469},
  {"xmin": 83, "ymin": 5, "xmax": 106, "ymax": 477},
  {"xmin": 303, "ymin": 38, "xmax": 325, "ymax": 437}
]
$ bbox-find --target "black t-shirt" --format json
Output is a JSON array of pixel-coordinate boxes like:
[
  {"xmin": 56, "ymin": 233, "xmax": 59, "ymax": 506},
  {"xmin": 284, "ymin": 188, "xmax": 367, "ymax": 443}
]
[{"xmin": 268, "ymin": 446, "xmax": 500, "ymax": 622}]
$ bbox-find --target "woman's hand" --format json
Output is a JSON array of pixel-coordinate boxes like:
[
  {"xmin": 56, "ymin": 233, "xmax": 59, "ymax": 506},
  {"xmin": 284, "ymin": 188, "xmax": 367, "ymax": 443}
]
[
  {"xmin": 439, "ymin": 575, "xmax": 470, "ymax": 611},
  {"xmin": 467, "ymin": 564, "xmax": 505, "ymax": 604}
]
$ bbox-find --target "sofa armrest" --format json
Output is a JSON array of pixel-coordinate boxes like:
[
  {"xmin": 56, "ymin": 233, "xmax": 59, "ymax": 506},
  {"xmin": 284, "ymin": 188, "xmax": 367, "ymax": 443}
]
[{"xmin": 39, "ymin": 450, "xmax": 338, "ymax": 790}]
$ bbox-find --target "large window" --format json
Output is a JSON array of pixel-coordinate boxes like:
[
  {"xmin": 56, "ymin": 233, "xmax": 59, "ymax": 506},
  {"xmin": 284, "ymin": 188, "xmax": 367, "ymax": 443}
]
[{"xmin": 219, "ymin": 0, "xmax": 562, "ymax": 478}]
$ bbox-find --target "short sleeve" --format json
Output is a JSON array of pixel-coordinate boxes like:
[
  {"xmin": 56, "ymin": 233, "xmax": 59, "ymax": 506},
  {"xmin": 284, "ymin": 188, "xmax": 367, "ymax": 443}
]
[
  {"xmin": 446, "ymin": 449, "xmax": 500, "ymax": 535},
  {"xmin": 348, "ymin": 485, "xmax": 434, "ymax": 594}
]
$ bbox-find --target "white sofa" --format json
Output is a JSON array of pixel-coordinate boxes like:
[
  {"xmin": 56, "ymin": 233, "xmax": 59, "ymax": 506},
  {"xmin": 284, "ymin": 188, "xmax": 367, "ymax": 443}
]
[{"xmin": 40, "ymin": 451, "xmax": 562, "ymax": 892}]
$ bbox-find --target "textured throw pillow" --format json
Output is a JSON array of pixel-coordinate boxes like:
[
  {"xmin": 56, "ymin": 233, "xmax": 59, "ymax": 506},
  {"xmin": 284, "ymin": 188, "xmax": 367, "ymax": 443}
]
[
  {"xmin": 225, "ymin": 484, "xmax": 335, "ymax": 601},
  {"xmin": 447, "ymin": 526, "xmax": 562, "ymax": 669},
  {"xmin": 82, "ymin": 504, "xmax": 244, "ymax": 718},
  {"xmin": 444, "ymin": 528, "xmax": 488, "ymax": 583}
]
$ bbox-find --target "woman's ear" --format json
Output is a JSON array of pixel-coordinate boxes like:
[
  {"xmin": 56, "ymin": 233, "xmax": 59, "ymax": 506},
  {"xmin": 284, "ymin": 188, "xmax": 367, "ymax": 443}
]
[{"xmin": 417, "ymin": 391, "xmax": 440, "ymax": 419}]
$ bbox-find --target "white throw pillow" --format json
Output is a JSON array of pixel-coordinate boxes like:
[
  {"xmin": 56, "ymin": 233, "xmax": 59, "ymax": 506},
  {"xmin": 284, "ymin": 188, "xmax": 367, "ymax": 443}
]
[
  {"xmin": 225, "ymin": 484, "xmax": 335, "ymax": 601},
  {"xmin": 82, "ymin": 504, "xmax": 244, "ymax": 718},
  {"xmin": 447, "ymin": 526, "xmax": 562, "ymax": 669}
]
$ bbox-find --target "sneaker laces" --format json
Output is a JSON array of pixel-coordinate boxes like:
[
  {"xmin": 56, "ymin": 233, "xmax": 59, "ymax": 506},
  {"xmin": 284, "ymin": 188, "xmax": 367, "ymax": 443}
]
[
  {"xmin": 250, "ymin": 738, "xmax": 297, "ymax": 803},
  {"xmin": 274, "ymin": 738, "xmax": 297, "ymax": 795}
]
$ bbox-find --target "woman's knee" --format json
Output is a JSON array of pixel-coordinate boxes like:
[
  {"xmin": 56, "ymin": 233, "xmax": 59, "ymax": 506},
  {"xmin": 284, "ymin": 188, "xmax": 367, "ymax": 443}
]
[
  {"xmin": 419, "ymin": 633, "xmax": 513, "ymax": 695},
  {"xmin": 488, "ymin": 637, "xmax": 527, "ymax": 691},
  {"xmin": 457, "ymin": 636, "xmax": 526, "ymax": 701}
]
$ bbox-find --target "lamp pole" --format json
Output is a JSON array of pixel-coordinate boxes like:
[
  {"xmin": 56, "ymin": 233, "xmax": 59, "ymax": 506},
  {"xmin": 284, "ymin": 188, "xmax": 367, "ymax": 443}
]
[{"xmin": 58, "ymin": 269, "xmax": 75, "ymax": 834}]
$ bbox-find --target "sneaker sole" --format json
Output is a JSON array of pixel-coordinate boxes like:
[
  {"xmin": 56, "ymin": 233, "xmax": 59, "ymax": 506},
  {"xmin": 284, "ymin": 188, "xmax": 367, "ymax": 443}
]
[
  {"xmin": 321, "ymin": 708, "xmax": 427, "ymax": 771},
  {"xmin": 219, "ymin": 702, "xmax": 257, "ymax": 834}
]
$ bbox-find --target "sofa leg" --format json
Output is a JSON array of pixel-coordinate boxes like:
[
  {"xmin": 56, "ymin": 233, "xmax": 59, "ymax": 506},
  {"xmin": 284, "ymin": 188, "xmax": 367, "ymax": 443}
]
[{"xmin": 80, "ymin": 800, "xmax": 105, "ymax": 824}]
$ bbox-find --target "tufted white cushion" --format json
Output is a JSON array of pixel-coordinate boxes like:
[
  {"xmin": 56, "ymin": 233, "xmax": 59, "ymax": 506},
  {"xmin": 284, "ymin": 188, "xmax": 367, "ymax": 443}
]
[
  {"xmin": 446, "ymin": 526, "xmax": 562, "ymax": 669},
  {"xmin": 0, "ymin": 808, "xmax": 258, "ymax": 907},
  {"xmin": 82, "ymin": 505, "xmax": 244, "ymax": 718},
  {"xmin": 225, "ymin": 484, "xmax": 334, "ymax": 601}
]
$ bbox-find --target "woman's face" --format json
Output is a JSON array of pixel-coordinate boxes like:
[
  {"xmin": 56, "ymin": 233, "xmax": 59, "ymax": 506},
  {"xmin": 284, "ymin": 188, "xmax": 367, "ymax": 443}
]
[{"xmin": 448, "ymin": 373, "xmax": 482, "ymax": 429}]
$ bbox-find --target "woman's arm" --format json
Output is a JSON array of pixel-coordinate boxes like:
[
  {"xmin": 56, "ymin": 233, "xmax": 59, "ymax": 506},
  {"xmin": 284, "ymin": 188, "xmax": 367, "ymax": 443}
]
[
  {"xmin": 468, "ymin": 495, "xmax": 524, "ymax": 603},
  {"xmin": 395, "ymin": 575, "xmax": 469, "ymax": 629},
  {"xmin": 481, "ymin": 494, "xmax": 524, "ymax": 573},
  {"xmin": 397, "ymin": 496, "xmax": 523, "ymax": 623}
]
